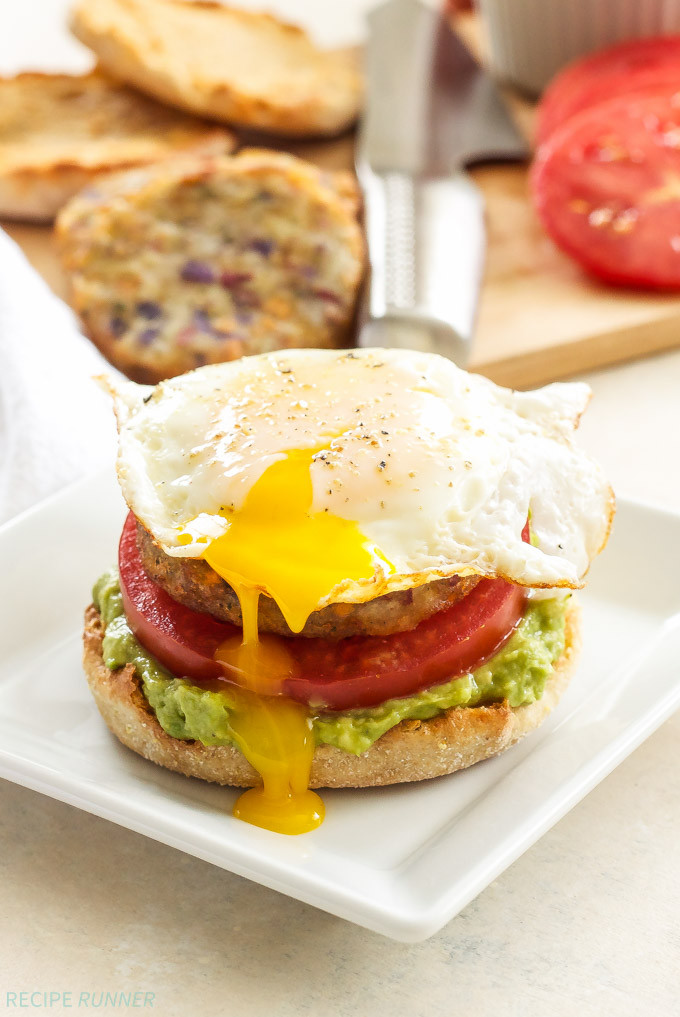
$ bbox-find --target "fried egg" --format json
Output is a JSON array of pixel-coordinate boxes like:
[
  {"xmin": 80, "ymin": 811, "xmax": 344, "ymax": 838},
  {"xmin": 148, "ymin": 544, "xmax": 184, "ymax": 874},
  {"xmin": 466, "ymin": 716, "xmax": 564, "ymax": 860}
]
[{"xmin": 106, "ymin": 347, "xmax": 614, "ymax": 613}]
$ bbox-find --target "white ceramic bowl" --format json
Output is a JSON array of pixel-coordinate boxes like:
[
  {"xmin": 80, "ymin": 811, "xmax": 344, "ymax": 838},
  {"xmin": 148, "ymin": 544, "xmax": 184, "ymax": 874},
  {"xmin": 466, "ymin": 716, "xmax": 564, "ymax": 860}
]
[{"xmin": 478, "ymin": 0, "xmax": 680, "ymax": 95}]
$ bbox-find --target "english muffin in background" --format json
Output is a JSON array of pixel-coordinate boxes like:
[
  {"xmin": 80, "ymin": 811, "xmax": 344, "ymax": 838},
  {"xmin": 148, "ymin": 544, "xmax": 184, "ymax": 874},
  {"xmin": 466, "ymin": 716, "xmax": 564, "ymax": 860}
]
[
  {"xmin": 56, "ymin": 148, "xmax": 365, "ymax": 383},
  {"xmin": 0, "ymin": 70, "xmax": 234, "ymax": 223},
  {"xmin": 70, "ymin": 0, "xmax": 362, "ymax": 138}
]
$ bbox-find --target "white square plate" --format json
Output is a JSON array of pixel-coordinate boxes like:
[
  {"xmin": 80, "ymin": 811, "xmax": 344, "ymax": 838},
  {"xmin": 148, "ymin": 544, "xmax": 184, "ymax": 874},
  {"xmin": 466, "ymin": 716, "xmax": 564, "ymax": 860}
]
[{"xmin": 1, "ymin": 471, "xmax": 678, "ymax": 941}]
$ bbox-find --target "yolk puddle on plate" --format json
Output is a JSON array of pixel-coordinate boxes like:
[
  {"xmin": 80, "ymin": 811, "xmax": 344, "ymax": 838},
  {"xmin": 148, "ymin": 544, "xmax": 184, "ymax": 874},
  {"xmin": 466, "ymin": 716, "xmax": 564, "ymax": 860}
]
[{"xmin": 198, "ymin": 447, "xmax": 392, "ymax": 835}]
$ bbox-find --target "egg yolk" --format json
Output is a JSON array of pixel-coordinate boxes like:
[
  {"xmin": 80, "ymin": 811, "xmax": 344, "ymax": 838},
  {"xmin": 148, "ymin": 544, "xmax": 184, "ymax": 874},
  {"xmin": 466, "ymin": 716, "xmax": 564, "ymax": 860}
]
[{"xmin": 200, "ymin": 447, "xmax": 391, "ymax": 835}]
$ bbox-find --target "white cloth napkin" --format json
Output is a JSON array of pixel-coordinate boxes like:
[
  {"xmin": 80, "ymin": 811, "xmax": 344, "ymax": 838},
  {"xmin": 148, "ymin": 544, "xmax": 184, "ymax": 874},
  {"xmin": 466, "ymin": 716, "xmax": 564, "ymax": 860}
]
[{"xmin": 0, "ymin": 228, "xmax": 118, "ymax": 525}]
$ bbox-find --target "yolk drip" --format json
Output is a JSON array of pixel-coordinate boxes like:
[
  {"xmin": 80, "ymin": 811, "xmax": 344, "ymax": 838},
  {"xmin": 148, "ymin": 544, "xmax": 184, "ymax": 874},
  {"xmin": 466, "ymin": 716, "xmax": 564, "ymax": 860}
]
[{"xmin": 200, "ymin": 448, "xmax": 388, "ymax": 835}]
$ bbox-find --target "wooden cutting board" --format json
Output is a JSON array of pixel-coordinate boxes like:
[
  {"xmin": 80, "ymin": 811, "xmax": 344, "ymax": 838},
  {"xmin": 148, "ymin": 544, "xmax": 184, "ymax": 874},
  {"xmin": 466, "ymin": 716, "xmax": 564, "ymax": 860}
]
[{"xmin": 6, "ymin": 13, "xmax": 680, "ymax": 390}]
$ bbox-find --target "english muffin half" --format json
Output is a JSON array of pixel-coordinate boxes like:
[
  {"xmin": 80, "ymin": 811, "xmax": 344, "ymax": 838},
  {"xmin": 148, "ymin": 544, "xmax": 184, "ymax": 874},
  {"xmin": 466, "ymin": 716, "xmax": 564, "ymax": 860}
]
[
  {"xmin": 70, "ymin": 0, "xmax": 363, "ymax": 137},
  {"xmin": 0, "ymin": 70, "xmax": 234, "ymax": 222}
]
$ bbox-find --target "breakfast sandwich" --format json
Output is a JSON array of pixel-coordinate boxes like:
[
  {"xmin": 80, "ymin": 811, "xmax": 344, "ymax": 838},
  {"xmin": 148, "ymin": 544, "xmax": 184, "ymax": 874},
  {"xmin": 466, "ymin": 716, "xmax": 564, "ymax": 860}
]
[
  {"xmin": 56, "ymin": 149, "xmax": 365, "ymax": 384},
  {"xmin": 84, "ymin": 348, "xmax": 614, "ymax": 835},
  {"xmin": 0, "ymin": 70, "xmax": 233, "ymax": 222},
  {"xmin": 70, "ymin": 0, "xmax": 363, "ymax": 137}
]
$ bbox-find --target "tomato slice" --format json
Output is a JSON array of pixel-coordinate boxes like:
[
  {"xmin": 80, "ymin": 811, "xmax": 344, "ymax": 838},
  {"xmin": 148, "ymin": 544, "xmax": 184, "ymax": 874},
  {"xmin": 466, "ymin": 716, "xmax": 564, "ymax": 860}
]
[
  {"xmin": 118, "ymin": 511, "xmax": 527, "ymax": 711},
  {"xmin": 286, "ymin": 577, "xmax": 526, "ymax": 709},
  {"xmin": 531, "ymin": 91, "xmax": 680, "ymax": 289},
  {"xmin": 118, "ymin": 511, "xmax": 231, "ymax": 685},
  {"xmin": 536, "ymin": 37, "xmax": 680, "ymax": 145}
]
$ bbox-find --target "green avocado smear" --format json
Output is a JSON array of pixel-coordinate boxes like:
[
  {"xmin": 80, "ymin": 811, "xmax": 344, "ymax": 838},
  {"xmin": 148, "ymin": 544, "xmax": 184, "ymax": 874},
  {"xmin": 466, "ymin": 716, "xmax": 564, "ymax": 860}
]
[{"xmin": 93, "ymin": 569, "xmax": 568, "ymax": 756}]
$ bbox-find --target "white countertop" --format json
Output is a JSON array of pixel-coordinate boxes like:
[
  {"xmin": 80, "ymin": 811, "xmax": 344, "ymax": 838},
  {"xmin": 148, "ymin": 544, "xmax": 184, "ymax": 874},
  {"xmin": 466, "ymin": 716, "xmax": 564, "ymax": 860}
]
[{"xmin": 1, "ymin": 2, "xmax": 679, "ymax": 1013}]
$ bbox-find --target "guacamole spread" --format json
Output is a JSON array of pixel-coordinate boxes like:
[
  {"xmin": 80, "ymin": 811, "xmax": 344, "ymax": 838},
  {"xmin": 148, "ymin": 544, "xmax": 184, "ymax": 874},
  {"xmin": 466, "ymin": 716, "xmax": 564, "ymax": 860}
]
[{"xmin": 93, "ymin": 569, "xmax": 568, "ymax": 756}]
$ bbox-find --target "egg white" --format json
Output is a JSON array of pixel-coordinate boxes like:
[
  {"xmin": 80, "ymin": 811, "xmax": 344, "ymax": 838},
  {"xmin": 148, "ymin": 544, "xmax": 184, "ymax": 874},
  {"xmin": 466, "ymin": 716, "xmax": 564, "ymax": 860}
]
[{"xmin": 102, "ymin": 348, "xmax": 614, "ymax": 605}]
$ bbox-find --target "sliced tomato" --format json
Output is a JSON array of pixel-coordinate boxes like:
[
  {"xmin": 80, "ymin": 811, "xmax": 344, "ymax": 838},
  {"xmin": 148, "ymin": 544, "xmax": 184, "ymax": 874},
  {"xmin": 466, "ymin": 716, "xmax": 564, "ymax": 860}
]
[
  {"xmin": 536, "ymin": 36, "xmax": 680, "ymax": 144},
  {"xmin": 118, "ymin": 511, "xmax": 527, "ymax": 711},
  {"xmin": 531, "ymin": 92, "xmax": 680, "ymax": 289},
  {"xmin": 118, "ymin": 511, "xmax": 230, "ymax": 685},
  {"xmin": 286, "ymin": 577, "xmax": 525, "ymax": 709}
]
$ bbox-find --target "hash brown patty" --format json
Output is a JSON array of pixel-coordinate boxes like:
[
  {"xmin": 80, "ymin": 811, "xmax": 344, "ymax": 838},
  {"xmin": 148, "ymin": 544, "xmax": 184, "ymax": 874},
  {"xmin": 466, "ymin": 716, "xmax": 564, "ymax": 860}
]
[{"xmin": 56, "ymin": 148, "xmax": 365, "ymax": 383}]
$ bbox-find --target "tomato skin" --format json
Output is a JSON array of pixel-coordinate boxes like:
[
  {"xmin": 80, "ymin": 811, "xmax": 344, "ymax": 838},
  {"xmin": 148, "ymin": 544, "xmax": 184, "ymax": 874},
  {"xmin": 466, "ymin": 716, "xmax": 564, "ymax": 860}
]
[
  {"xmin": 531, "ymin": 92, "xmax": 680, "ymax": 289},
  {"xmin": 118, "ymin": 512, "xmax": 527, "ymax": 711},
  {"xmin": 119, "ymin": 512, "xmax": 233, "ymax": 685},
  {"xmin": 288, "ymin": 578, "xmax": 525, "ymax": 709},
  {"xmin": 537, "ymin": 37, "xmax": 680, "ymax": 144}
]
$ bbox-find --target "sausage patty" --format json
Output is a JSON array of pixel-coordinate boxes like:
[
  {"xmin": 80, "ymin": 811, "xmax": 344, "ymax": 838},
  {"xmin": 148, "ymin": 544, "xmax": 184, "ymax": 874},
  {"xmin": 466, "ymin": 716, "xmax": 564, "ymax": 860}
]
[{"xmin": 136, "ymin": 522, "xmax": 481, "ymax": 640}]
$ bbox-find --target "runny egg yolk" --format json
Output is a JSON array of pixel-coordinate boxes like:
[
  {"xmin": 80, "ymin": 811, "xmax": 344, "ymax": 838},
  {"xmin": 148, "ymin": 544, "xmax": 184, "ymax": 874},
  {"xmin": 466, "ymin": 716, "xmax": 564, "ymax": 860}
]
[{"xmin": 199, "ymin": 447, "xmax": 392, "ymax": 835}]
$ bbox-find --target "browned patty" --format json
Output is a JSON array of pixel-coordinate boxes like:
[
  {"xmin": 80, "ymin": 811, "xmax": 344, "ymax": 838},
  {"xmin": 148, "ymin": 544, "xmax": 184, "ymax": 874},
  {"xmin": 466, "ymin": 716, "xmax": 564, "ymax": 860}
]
[{"xmin": 136, "ymin": 522, "xmax": 481, "ymax": 640}]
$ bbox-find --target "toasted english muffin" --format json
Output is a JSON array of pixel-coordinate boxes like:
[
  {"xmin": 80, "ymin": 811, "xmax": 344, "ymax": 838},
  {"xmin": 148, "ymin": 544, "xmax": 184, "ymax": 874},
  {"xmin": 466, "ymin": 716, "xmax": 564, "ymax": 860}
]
[
  {"xmin": 82, "ymin": 602, "xmax": 580, "ymax": 789},
  {"xmin": 56, "ymin": 148, "xmax": 365, "ymax": 383},
  {"xmin": 0, "ymin": 70, "xmax": 234, "ymax": 222},
  {"xmin": 70, "ymin": 0, "xmax": 362, "ymax": 138}
]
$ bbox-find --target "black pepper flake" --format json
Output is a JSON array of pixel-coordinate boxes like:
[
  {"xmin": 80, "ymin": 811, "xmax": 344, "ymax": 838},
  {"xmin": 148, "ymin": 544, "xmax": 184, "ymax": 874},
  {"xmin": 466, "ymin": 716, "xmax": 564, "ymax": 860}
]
[
  {"xmin": 142, "ymin": 393, "xmax": 153, "ymax": 404},
  {"xmin": 378, "ymin": 460, "xmax": 387, "ymax": 470},
  {"xmin": 381, "ymin": 429, "xmax": 389, "ymax": 435}
]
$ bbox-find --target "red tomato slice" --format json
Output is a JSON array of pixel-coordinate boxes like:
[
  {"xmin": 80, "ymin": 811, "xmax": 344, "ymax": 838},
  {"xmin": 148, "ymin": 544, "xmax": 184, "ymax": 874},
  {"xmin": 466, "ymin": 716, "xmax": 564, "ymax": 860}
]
[
  {"xmin": 285, "ymin": 577, "xmax": 526, "ymax": 710},
  {"xmin": 531, "ymin": 92, "xmax": 680, "ymax": 289},
  {"xmin": 536, "ymin": 36, "xmax": 680, "ymax": 144},
  {"xmin": 118, "ymin": 511, "xmax": 527, "ymax": 711},
  {"xmin": 118, "ymin": 511, "xmax": 231, "ymax": 685}
]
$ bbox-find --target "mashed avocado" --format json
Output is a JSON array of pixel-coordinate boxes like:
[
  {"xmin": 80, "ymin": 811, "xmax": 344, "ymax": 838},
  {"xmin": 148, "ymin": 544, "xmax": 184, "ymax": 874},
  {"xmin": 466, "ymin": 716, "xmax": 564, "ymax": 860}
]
[{"xmin": 93, "ymin": 569, "xmax": 568, "ymax": 756}]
